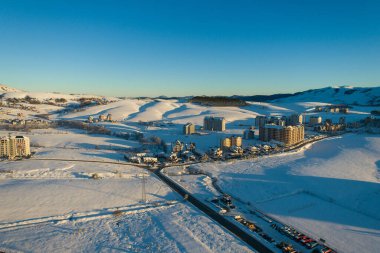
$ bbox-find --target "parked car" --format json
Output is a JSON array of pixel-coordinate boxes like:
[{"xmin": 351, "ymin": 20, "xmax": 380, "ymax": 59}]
[
  {"xmin": 306, "ymin": 240, "xmax": 319, "ymax": 249},
  {"xmin": 258, "ymin": 232, "xmax": 275, "ymax": 243},
  {"xmin": 321, "ymin": 247, "xmax": 336, "ymax": 253}
]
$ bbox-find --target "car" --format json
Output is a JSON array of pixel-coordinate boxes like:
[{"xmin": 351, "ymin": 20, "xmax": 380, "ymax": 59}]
[
  {"xmin": 303, "ymin": 238, "xmax": 313, "ymax": 244},
  {"xmin": 211, "ymin": 198, "xmax": 219, "ymax": 203},
  {"xmin": 296, "ymin": 234, "xmax": 306, "ymax": 242},
  {"xmin": 258, "ymin": 232, "xmax": 275, "ymax": 243},
  {"xmin": 306, "ymin": 241, "xmax": 319, "ymax": 249},
  {"xmin": 321, "ymin": 247, "xmax": 336, "ymax": 253},
  {"xmin": 271, "ymin": 223, "xmax": 279, "ymax": 229}
]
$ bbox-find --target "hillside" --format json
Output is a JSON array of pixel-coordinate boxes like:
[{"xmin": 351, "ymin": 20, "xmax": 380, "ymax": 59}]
[
  {"xmin": 272, "ymin": 86, "xmax": 380, "ymax": 106},
  {"xmin": 0, "ymin": 84, "xmax": 22, "ymax": 93},
  {"xmin": 0, "ymin": 84, "xmax": 378, "ymax": 123}
]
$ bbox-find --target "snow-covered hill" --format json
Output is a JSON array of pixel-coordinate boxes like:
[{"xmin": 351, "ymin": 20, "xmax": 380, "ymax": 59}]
[
  {"xmin": 273, "ymin": 86, "xmax": 380, "ymax": 106},
  {"xmin": 0, "ymin": 84, "xmax": 22, "ymax": 93},
  {"xmin": 1, "ymin": 91, "xmax": 119, "ymax": 103},
  {"xmin": 0, "ymin": 84, "xmax": 378, "ymax": 123}
]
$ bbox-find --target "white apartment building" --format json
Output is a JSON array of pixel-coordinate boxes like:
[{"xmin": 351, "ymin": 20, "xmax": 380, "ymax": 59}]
[{"xmin": 0, "ymin": 135, "xmax": 31, "ymax": 159}]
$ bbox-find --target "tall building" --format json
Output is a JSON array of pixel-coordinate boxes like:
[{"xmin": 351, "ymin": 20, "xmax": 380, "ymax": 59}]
[
  {"xmin": 243, "ymin": 127, "xmax": 255, "ymax": 140},
  {"xmin": 220, "ymin": 136, "xmax": 242, "ymax": 149},
  {"xmin": 220, "ymin": 137, "xmax": 231, "ymax": 148},
  {"xmin": 0, "ymin": 137, "xmax": 10, "ymax": 158},
  {"xmin": 255, "ymin": 116, "xmax": 267, "ymax": 128},
  {"xmin": 203, "ymin": 116, "xmax": 226, "ymax": 131},
  {"xmin": 288, "ymin": 114, "xmax": 303, "ymax": 125},
  {"xmin": 309, "ymin": 116, "xmax": 322, "ymax": 125},
  {"xmin": 259, "ymin": 124, "xmax": 304, "ymax": 146},
  {"xmin": 270, "ymin": 117, "xmax": 286, "ymax": 126},
  {"xmin": 0, "ymin": 136, "xmax": 31, "ymax": 159},
  {"xmin": 231, "ymin": 136, "xmax": 242, "ymax": 147},
  {"xmin": 183, "ymin": 123, "xmax": 195, "ymax": 135}
]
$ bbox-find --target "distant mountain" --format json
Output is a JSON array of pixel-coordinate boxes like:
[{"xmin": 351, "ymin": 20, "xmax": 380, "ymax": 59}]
[
  {"xmin": 1, "ymin": 83, "xmax": 379, "ymax": 106},
  {"xmin": 272, "ymin": 86, "xmax": 380, "ymax": 106}
]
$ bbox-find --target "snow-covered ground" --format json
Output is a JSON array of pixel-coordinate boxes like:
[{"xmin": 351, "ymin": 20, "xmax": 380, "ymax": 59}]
[
  {"xmin": 0, "ymin": 84, "xmax": 379, "ymax": 252},
  {"xmin": 0, "ymin": 202, "xmax": 251, "ymax": 253},
  {"xmin": 169, "ymin": 134, "xmax": 380, "ymax": 253},
  {"xmin": 0, "ymin": 130, "xmax": 252, "ymax": 253}
]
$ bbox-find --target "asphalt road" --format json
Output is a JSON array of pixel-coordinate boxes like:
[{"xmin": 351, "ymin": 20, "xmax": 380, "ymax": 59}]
[{"xmin": 154, "ymin": 168, "xmax": 275, "ymax": 253}]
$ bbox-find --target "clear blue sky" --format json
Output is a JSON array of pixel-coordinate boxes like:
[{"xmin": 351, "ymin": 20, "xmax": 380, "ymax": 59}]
[{"xmin": 0, "ymin": 0, "xmax": 379, "ymax": 97}]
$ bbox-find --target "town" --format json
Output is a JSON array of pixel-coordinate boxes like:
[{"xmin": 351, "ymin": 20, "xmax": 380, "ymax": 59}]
[
  {"xmin": 1, "ymin": 1, "xmax": 380, "ymax": 252},
  {"xmin": 2, "ymin": 106, "xmax": 379, "ymax": 169}
]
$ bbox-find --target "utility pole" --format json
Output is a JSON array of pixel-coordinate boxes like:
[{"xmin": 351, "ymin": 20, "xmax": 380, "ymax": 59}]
[{"xmin": 141, "ymin": 173, "xmax": 147, "ymax": 203}]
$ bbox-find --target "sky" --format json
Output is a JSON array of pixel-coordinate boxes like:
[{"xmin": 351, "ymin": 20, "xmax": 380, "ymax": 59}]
[{"xmin": 0, "ymin": 0, "xmax": 379, "ymax": 97}]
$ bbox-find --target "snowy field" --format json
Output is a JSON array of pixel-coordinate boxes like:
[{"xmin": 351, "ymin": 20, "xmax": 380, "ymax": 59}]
[
  {"xmin": 0, "ymin": 130, "xmax": 252, "ymax": 253},
  {"xmin": 0, "ymin": 85, "xmax": 379, "ymax": 252},
  {"xmin": 169, "ymin": 134, "xmax": 380, "ymax": 253}
]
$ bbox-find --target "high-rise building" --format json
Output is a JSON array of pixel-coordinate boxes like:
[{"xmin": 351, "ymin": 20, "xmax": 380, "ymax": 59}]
[
  {"xmin": 183, "ymin": 123, "xmax": 195, "ymax": 135},
  {"xmin": 309, "ymin": 116, "xmax": 322, "ymax": 125},
  {"xmin": 255, "ymin": 116, "xmax": 267, "ymax": 128},
  {"xmin": 288, "ymin": 114, "xmax": 303, "ymax": 125},
  {"xmin": 243, "ymin": 127, "xmax": 255, "ymax": 139},
  {"xmin": 231, "ymin": 136, "xmax": 242, "ymax": 147},
  {"xmin": 270, "ymin": 117, "xmax": 286, "ymax": 126},
  {"xmin": 259, "ymin": 124, "xmax": 304, "ymax": 146},
  {"xmin": 0, "ymin": 136, "xmax": 31, "ymax": 159},
  {"xmin": 0, "ymin": 137, "xmax": 10, "ymax": 158},
  {"xmin": 220, "ymin": 136, "xmax": 242, "ymax": 149},
  {"xmin": 203, "ymin": 116, "xmax": 226, "ymax": 131},
  {"xmin": 220, "ymin": 137, "xmax": 231, "ymax": 148}
]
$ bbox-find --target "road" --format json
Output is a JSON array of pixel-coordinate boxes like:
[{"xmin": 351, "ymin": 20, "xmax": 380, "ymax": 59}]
[{"xmin": 154, "ymin": 167, "xmax": 274, "ymax": 253}]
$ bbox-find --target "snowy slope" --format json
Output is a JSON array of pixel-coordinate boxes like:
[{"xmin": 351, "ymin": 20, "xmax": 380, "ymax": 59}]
[
  {"xmin": 0, "ymin": 84, "xmax": 377, "ymax": 124},
  {"xmin": 0, "ymin": 84, "xmax": 22, "ymax": 93},
  {"xmin": 273, "ymin": 86, "xmax": 380, "ymax": 106},
  {"xmin": 2, "ymin": 91, "xmax": 119, "ymax": 103},
  {"xmin": 58, "ymin": 99, "xmax": 148, "ymax": 121},
  {"xmin": 187, "ymin": 134, "xmax": 380, "ymax": 253},
  {"xmin": 0, "ymin": 129, "xmax": 252, "ymax": 253}
]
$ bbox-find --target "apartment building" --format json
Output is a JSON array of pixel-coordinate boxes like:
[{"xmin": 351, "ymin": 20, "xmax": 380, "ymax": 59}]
[
  {"xmin": 183, "ymin": 123, "xmax": 195, "ymax": 135},
  {"xmin": 288, "ymin": 114, "xmax": 303, "ymax": 125},
  {"xmin": 0, "ymin": 137, "xmax": 10, "ymax": 157},
  {"xmin": 203, "ymin": 116, "xmax": 226, "ymax": 131},
  {"xmin": 255, "ymin": 116, "xmax": 267, "ymax": 128},
  {"xmin": 309, "ymin": 116, "xmax": 322, "ymax": 125},
  {"xmin": 220, "ymin": 136, "xmax": 242, "ymax": 149},
  {"xmin": 0, "ymin": 135, "xmax": 31, "ymax": 159},
  {"xmin": 243, "ymin": 127, "xmax": 255, "ymax": 140},
  {"xmin": 259, "ymin": 124, "xmax": 304, "ymax": 146}
]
